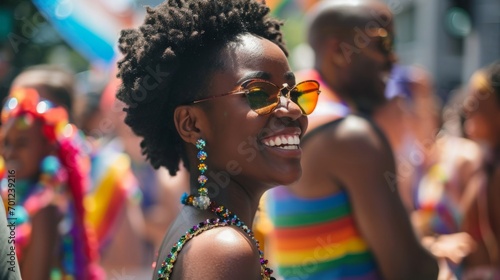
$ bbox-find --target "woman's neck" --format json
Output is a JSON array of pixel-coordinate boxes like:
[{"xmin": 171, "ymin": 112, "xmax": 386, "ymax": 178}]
[{"xmin": 188, "ymin": 177, "xmax": 265, "ymax": 227}]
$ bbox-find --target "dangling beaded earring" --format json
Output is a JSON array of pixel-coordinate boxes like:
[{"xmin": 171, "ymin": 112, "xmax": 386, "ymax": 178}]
[{"xmin": 192, "ymin": 138, "xmax": 210, "ymax": 210}]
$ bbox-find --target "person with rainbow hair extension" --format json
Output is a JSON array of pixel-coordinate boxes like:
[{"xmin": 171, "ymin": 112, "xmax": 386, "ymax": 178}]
[{"xmin": 0, "ymin": 87, "xmax": 103, "ymax": 280}]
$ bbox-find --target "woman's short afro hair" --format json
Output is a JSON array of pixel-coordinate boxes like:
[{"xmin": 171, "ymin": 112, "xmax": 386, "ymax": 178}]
[{"xmin": 116, "ymin": 0, "xmax": 286, "ymax": 176}]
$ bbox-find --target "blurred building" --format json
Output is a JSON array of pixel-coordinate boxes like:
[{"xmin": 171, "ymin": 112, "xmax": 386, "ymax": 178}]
[{"xmin": 388, "ymin": 0, "xmax": 500, "ymax": 100}]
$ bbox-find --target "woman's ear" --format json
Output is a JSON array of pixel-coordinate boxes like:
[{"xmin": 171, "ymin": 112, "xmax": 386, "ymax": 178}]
[
  {"xmin": 174, "ymin": 106, "xmax": 204, "ymax": 144},
  {"xmin": 328, "ymin": 38, "xmax": 351, "ymax": 67}
]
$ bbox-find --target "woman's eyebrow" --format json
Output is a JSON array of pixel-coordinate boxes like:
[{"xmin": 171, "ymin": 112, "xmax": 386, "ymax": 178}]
[
  {"xmin": 236, "ymin": 71, "xmax": 295, "ymax": 85},
  {"xmin": 284, "ymin": 71, "xmax": 295, "ymax": 81},
  {"xmin": 237, "ymin": 71, "xmax": 271, "ymax": 84}
]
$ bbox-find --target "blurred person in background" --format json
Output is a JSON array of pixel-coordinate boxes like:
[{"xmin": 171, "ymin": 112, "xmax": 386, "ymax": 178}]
[
  {"xmin": 461, "ymin": 61, "xmax": 500, "ymax": 279},
  {"xmin": 79, "ymin": 71, "xmax": 189, "ymax": 277},
  {"xmin": 381, "ymin": 65, "xmax": 442, "ymax": 211},
  {"xmin": 400, "ymin": 68, "xmax": 487, "ymax": 280},
  {"xmin": 263, "ymin": 0, "xmax": 438, "ymax": 279},
  {"xmin": 77, "ymin": 74, "xmax": 147, "ymax": 277},
  {"xmin": 0, "ymin": 83, "xmax": 103, "ymax": 279},
  {"xmin": 9, "ymin": 64, "xmax": 78, "ymax": 121},
  {"xmin": 99, "ymin": 72, "xmax": 190, "ymax": 253}
]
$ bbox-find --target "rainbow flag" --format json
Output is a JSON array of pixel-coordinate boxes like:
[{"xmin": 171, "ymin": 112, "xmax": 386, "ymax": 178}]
[
  {"xmin": 32, "ymin": 0, "xmax": 132, "ymax": 67},
  {"xmin": 84, "ymin": 138, "xmax": 141, "ymax": 248},
  {"xmin": 266, "ymin": 0, "xmax": 319, "ymax": 17}
]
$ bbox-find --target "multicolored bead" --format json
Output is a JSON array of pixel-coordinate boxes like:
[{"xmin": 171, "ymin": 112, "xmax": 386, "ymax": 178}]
[
  {"xmin": 195, "ymin": 139, "xmax": 206, "ymax": 149},
  {"xmin": 197, "ymin": 175, "xmax": 208, "ymax": 185},
  {"xmin": 198, "ymin": 163, "xmax": 207, "ymax": 173},
  {"xmin": 197, "ymin": 151, "xmax": 207, "ymax": 161},
  {"xmin": 198, "ymin": 187, "xmax": 208, "ymax": 196},
  {"xmin": 193, "ymin": 195, "xmax": 210, "ymax": 210}
]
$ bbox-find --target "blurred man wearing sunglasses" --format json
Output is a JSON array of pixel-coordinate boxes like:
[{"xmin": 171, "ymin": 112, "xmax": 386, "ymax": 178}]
[{"xmin": 263, "ymin": 1, "xmax": 439, "ymax": 279}]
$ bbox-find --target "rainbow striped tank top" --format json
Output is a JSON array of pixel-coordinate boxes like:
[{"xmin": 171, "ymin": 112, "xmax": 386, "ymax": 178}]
[{"xmin": 266, "ymin": 186, "xmax": 381, "ymax": 280}]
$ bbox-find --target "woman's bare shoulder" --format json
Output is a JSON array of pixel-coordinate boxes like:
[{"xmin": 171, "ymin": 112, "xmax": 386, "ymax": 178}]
[
  {"xmin": 437, "ymin": 135, "xmax": 484, "ymax": 172},
  {"xmin": 169, "ymin": 225, "xmax": 261, "ymax": 280}
]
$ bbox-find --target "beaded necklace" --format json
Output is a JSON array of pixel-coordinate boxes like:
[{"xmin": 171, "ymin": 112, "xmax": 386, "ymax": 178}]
[{"xmin": 156, "ymin": 193, "xmax": 275, "ymax": 280}]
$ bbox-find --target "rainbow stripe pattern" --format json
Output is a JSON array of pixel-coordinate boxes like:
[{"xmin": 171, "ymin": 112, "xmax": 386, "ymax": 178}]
[
  {"xmin": 266, "ymin": 187, "xmax": 381, "ymax": 280},
  {"xmin": 266, "ymin": 0, "xmax": 319, "ymax": 17},
  {"xmin": 85, "ymin": 139, "xmax": 141, "ymax": 249},
  {"xmin": 32, "ymin": 0, "xmax": 122, "ymax": 66}
]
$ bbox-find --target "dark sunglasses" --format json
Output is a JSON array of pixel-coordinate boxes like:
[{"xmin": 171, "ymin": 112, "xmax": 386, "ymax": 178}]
[
  {"xmin": 372, "ymin": 27, "xmax": 394, "ymax": 55},
  {"xmin": 192, "ymin": 79, "xmax": 321, "ymax": 115}
]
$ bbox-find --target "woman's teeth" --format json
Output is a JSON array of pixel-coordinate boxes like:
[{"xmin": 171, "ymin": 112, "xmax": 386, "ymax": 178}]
[{"xmin": 263, "ymin": 135, "xmax": 300, "ymax": 149}]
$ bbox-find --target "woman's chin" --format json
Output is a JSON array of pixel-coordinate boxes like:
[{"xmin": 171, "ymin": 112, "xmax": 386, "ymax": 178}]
[{"xmin": 271, "ymin": 168, "xmax": 302, "ymax": 187}]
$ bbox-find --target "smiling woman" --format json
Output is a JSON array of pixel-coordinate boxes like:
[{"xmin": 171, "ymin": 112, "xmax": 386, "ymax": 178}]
[{"xmin": 115, "ymin": 0, "xmax": 319, "ymax": 279}]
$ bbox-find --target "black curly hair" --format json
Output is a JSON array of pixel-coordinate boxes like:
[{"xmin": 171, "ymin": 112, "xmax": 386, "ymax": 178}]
[{"xmin": 116, "ymin": 0, "xmax": 287, "ymax": 176}]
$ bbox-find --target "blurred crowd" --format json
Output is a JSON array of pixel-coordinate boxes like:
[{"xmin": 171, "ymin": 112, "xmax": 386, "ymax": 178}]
[
  {"xmin": 0, "ymin": 64, "xmax": 190, "ymax": 279},
  {"xmin": 0, "ymin": 0, "xmax": 499, "ymax": 279}
]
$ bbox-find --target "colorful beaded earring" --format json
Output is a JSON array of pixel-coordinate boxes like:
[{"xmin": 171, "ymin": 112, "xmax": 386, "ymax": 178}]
[
  {"xmin": 192, "ymin": 138, "xmax": 210, "ymax": 210},
  {"xmin": 167, "ymin": 138, "xmax": 276, "ymax": 279}
]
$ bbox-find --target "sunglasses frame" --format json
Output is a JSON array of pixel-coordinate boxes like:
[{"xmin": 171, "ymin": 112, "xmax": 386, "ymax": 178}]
[
  {"xmin": 367, "ymin": 27, "xmax": 394, "ymax": 56},
  {"xmin": 191, "ymin": 79, "xmax": 321, "ymax": 115}
]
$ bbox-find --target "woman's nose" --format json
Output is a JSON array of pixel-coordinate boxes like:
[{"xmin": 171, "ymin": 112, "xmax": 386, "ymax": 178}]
[{"xmin": 273, "ymin": 94, "xmax": 303, "ymax": 120}]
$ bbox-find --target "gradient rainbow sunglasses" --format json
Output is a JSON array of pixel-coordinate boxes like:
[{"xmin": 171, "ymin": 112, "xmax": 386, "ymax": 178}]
[{"xmin": 192, "ymin": 79, "xmax": 321, "ymax": 115}]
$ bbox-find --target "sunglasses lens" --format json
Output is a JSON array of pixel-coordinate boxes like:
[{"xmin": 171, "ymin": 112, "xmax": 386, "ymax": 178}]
[
  {"xmin": 245, "ymin": 81, "xmax": 279, "ymax": 115},
  {"xmin": 241, "ymin": 80, "xmax": 320, "ymax": 115},
  {"xmin": 291, "ymin": 81, "xmax": 320, "ymax": 115},
  {"xmin": 381, "ymin": 37, "xmax": 392, "ymax": 54}
]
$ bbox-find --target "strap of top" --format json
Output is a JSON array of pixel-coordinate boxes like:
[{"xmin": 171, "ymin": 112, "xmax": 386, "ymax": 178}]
[
  {"xmin": 157, "ymin": 218, "xmax": 275, "ymax": 280},
  {"xmin": 157, "ymin": 220, "xmax": 230, "ymax": 279}
]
